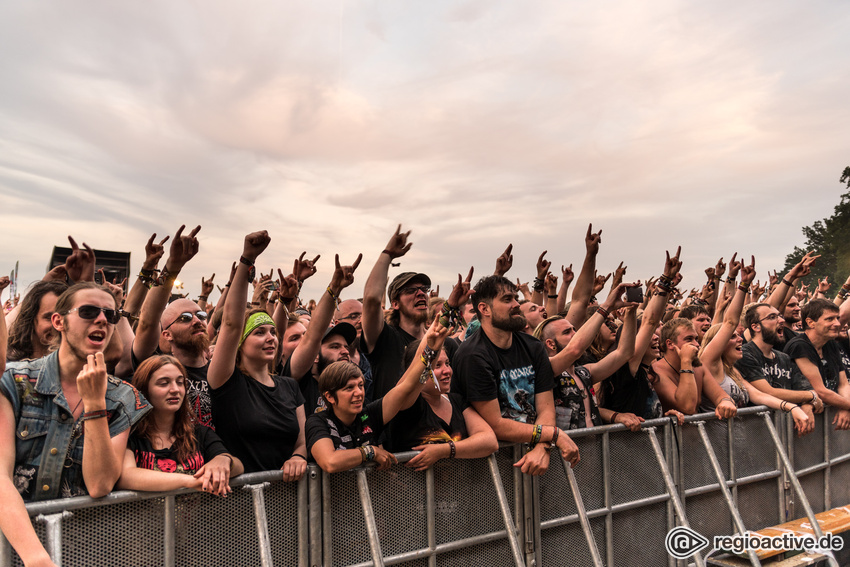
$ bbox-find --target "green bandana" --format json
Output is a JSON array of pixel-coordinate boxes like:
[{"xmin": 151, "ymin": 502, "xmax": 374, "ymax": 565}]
[{"xmin": 240, "ymin": 312, "xmax": 276, "ymax": 346}]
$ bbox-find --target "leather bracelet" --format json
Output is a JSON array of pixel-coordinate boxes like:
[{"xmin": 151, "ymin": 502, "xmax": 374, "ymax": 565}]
[
  {"xmin": 738, "ymin": 284, "xmax": 748, "ymax": 293},
  {"xmin": 551, "ymin": 426, "xmax": 560, "ymax": 446},
  {"xmin": 596, "ymin": 306, "xmax": 610, "ymax": 319},
  {"xmin": 679, "ymin": 369, "xmax": 695, "ymax": 374},
  {"xmin": 448, "ymin": 440, "xmax": 456, "ymax": 459},
  {"xmin": 80, "ymin": 409, "xmax": 108, "ymax": 422},
  {"xmin": 782, "ymin": 278, "xmax": 793, "ymax": 287},
  {"xmin": 290, "ymin": 454, "xmax": 307, "ymax": 461},
  {"xmin": 611, "ymin": 412, "xmax": 619, "ymax": 423}
]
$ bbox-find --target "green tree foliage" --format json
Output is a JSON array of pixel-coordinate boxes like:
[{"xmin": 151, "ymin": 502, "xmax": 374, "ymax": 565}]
[{"xmin": 781, "ymin": 168, "xmax": 850, "ymax": 287}]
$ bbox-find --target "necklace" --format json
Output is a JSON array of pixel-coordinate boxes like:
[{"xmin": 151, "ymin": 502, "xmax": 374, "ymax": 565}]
[{"xmin": 663, "ymin": 356, "xmax": 678, "ymax": 373}]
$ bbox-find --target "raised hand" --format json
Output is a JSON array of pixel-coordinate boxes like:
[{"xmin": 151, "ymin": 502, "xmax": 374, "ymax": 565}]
[
  {"xmin": 77, "ymin": 353, "xmax": 108, "ymax": 411},
  {"xmin": 293, "ymin": 252, "xmax": 321, "ymax": 282},
  {"xmin": 536, "ymin": 251, "xmax": 551, "ymax": 279},
  {"xmin": 664, "ymin": 246, "xmax": 683, "ymax": 279},
  {"xmin": 243, "ymin": 230, "xmax": 271, "ymax": 262},
  {"xmin": 383, "ymin": 224, "xmax": 413, "ymax": 260},
  {"xmin": 544, "ymin": 273, "xmax": 558, "ymax": 295},
  {"xmin": 276, "ymin": 269, "xmax": 300, "ymax": 301},
  {"xmin": 790, "ymin": 251, "xmax": 820, "ymax": 280},
  {"xmin": 201, "ymin": 274, "xmax": 215, "ymax": 297},
  {"xmin": 167, "ymin": 225, "xmax": 202, "ymax": 270},
  {"xmin": 65, "ymin": 236, "xmax": 97, "ymax": 282},
  {"xmin": 593, "ymin": 272, "xmax": 611, "ymax": 295},
  {"xmin": 447, "ymin": 267, "xmax": 474, "ymax": 308},
  {"xmin": 494, "ymin": 244, "xmax": 513, "ymax": 276},
  {"xmin": 715, "ymin": 257, "xmax": 726, "ymax": 279},
  {"xmin": 585, "ymin": 223, "xmax": 602, "ymax": 255},
  {"xmin": 612, "ymin": 262, "xmax": 627, "ymax": 288},
  {"xmin": 561, "ymin": 264, "xmax": 574, "ymax": 285},
  {"xmin": 143, "ymin": 233, "xmax": 169, "ymax": 270},
  {"xmin": 739, "ymin": 256, "xmax": 756, "ymax": 286},
  {"xmin": 727, "ymin": 253, "xmax": 742, "ymax": 279},
  {"xmin": 330, "ymin": 253, "xmax": 363, "ymax": 292}
]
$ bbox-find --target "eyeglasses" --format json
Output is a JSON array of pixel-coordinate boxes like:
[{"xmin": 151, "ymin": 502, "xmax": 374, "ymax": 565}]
[
  {"xmin": 165, "ymin": 311, "xmax": 208, "ymax": 330},
  {"xmin": 758, "ymin": 313, "xmax": 782, "ymax": 323},
  {"xmin": 338, "ymin": 312, "xmax": 362, "ymax": 321},
  {"xmin": 66, "ymin": 305, "xmax": 121, "ymax": 325},
  {"xmin": 400, "ymin": 285, "xmax": 430, "ymax": 296}
]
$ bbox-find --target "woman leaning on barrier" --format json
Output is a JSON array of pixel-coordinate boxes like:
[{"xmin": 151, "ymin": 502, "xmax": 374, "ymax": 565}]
[
  {"xmin": 698, "ymin": 256, "xmax": 812, "ymax": 435},
  {"xmin": 207, "ymin": 231, "xmax": 309, "ymax": 479},
  {"xmin": 383, "ymin": 334, "xmax": 498, "ymax": 471},
  {"xmin": 118, "ymin": 355, "xmax": 244, "ymax": 496},
  {"xmin": 306, "ymin": 316, "xmax": 458, "ymax": 473}
]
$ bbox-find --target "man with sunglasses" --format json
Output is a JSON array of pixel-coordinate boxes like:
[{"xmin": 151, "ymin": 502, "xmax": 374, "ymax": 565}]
[
  {"xmin": 1, "ymin": 282, "xmax": 150, "ymax": 565},
  {"xmin": 736, "ymin": 303, "xmax": 821, "ymax": 434}
]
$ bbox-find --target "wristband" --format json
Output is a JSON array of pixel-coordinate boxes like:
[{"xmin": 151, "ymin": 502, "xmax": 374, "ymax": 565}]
[
  {"xmin": 719, "ymin": 396, "xmax": 734, "ymax": 406},
  {"xmin": 198, "ymin": 295, "xmax": 208, "ymax": 301},
  {"xmin": 358, "ymin": 446, "xmax": 368, "ymax": 463},
  {"xmin": 547, "ymin": 294, "xmax": 558, "ymax": 299},
  {"xmin": 551, "ymin": 426, "xmax": 560, "ymax": 446},
  {"xmin": 782, "ymin": 278, "xmax": 793, "ymax": 287},
  {"xmin": 596, "ymin": 306, "xmax": 610, "ymax": 319},
  {"xmin": 611, "ymin": 412, "xmax": 619, "ymax": 423},
  {"xmin": 737, "ymin": 284, "xmax": 748, "ymax": 293},
  {"xmin": 80, "ymin": 409, "xmax": 108, "ymax": 422},
  {"xmin": 290, "ymin": 454, "xmax": 307, "ymax": 461},
  {"xmin": 448, "ymin": 440, "xmax": 456, "ymax": 459},
  {"xmin": 679, "ymin": 369, "xmax": 695, "ymax": 375}
]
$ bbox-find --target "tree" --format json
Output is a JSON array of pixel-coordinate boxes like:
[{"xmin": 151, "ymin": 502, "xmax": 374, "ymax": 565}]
[{"xmin": 780, "ymin": 167, "xmax": 850, "ymax": 288}]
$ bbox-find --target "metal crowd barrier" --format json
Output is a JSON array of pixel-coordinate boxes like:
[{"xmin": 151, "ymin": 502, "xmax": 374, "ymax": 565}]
[{"xmin": 3, "ymin": 407, "xmax": 850, "ymax": 567}]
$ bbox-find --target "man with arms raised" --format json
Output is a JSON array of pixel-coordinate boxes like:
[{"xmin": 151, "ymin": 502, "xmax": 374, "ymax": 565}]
[
  {"xmin": 454, "ymin": 275, "xmax": 579, "ymax": 475},
  {"xmin": 1, "ymin": 282, "xmax": 150, "ymax": 566}
]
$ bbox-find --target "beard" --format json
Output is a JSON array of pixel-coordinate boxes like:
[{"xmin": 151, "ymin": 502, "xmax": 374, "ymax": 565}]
[
  {"xmin": 492, "ymin": 309, "xmax": 527, "ymax": 333},
  {"xmin": 173, "ymin": 327, "xmax": 210, "ymax": 357},
  {"xmin": 762, "ymin": 326, "xmax": 784, "ymax": 348}
]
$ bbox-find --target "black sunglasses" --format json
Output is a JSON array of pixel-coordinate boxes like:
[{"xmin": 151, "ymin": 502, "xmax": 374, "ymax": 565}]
[
  {"xmin": 165, "ymin": 311, "xmax": 208, "ymax": 330},
  {"xmin": 67, "ymin": 305, "xmax": 121, "ymax": 324}
]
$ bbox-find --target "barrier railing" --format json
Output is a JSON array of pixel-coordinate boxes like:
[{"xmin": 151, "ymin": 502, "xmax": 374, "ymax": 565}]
[{"xmin": 3, "ymin": 407, "xmax": 850, "ymax": 567}]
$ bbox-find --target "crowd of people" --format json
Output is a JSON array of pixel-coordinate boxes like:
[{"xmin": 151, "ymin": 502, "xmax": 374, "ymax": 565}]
[{"xmin": 2, "ymin": 223, "xmax": 850, "ymax": 566}]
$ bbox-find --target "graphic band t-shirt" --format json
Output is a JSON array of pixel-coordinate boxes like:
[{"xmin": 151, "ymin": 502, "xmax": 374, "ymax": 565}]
[
  {"xmin": 130, "ymin": 349, "xmax": 213, "ymax": 429},
  {"xmin": 785, "ymin": 334, "xmax": 844, "ymax": 393},
  {"xmin": 129, "ymin": 424, "xmax": 228, "ymax": 474},
  {"xmin": 210, "ymin": 368, "xmax": 305, "ymax": 473},
  {"xmin": 385, "ymin": 394, "xmax": 469, "ymax": 452},
  {"xmin": 305, "ymin": 399, "xmax": 385, "ymax": 457},
  {"xmin": 454, "ymin": 329, "xmax": 555, "ymax": 424},
  {"xmin": 735, "ymin": 341, "xmax": 808, "ymax": 391}
]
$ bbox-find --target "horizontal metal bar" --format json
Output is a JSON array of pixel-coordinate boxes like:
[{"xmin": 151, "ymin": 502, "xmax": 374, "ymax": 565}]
[
  {"xmin": 682, "ymin": 469, "xmax": 782, "ymax": 497},
  {"xmin": 345, "ymin": 530, "xmax": 514, "ymax": 567},
  {"xmin": 540, "ymin": 494, "xmax": 672, "ymax": 529}
]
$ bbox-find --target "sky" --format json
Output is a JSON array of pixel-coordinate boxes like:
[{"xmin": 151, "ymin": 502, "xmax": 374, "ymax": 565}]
[{"xmin": 1, "ymin": 0, "xmax": 849, "ymax": 304}]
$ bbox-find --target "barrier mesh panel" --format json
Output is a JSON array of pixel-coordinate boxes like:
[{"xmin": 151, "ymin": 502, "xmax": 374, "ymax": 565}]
[
  {"xmin": 736, "ymin": 480, "xmax": 781, "ymax": 530},
  {"xmin": 792, "ymin": 412, "xmax": 825, "ymax": 472},
  {"xmin": 438, "ymin": 539, "xmax": 514, "ymax": 567},
  {"xmin": 829, "ymin": 420, "xmax": 850, "ymax": 458},
  {"xmin": 539, "ymin": 436, "xmax": 604, "ymax": 523},
  {"xmin": 731, "ymin": 414, "xmax": 775, "ymax": 479},
  {"xmin": 433, "ymin": 457, "xmax": 509, "ymax": 545},
  {"xmin": 797, "ymin": 470, "xmax": 825, "ymax": 514},
  {"xmin": 327, "ymin": 470, "xmax": 371, "ymax": 566},
  {"xmin": 11, "ymin": 520, "xmax": 46, "ymax": 567},
  {"xmin": 264, "ymin": 480, "xmax": 302, "ymax": 566},
  {"xmin": 176, "ymin": 487, "xmax": 262, "ymax": 567},
  {"xmin": 608, "ymin": 430, "xmax": 666, "ymax": 506},
  {"xmin": 682, "ymin": 421, "xmax": 729, "ymax": 491},
  {"xmin": 830, "ymin": 460, "xmax": 850, "ymax": 506},
  {"xmin": 685, "ymin": 491, "xmax": 733, "ymax": 552},
  {"xmin": 612, "ymin": 504, "xmax": 668, "ymax": 567},
  {"xmin": 541, "ymin": 517, "xmax": 605, "ymax": 567}
]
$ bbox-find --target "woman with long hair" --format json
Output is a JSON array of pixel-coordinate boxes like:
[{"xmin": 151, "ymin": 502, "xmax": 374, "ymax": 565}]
[
  {"xmin": 698, "ymin": 257, "xmax": 809, "ymax": 434},
  {"xmin": 118, "ymin": 355, "xmax": 244, "ymax": 496}
]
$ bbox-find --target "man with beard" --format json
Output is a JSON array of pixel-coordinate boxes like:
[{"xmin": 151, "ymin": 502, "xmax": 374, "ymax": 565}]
[
  {"xmin": 334, "ymin": 298, "xmax": 373, "ymax": 401},
  {"xmin": 767, "ymin": 252, "xmax": 819, "ymax": 342},
  {"xmin": 533, "ymin": 282, "xmax": 639, "ymax": 431},
  {"xmin": 282, "ymin": 253, "xmax": 362, "ymax": 414},
  {"xmin": 651, "ymin": 318, "xmax": 738, "ymax": 418},
  {"xmin": 132, "ymin": 225, "xmax": 206, "ymax": 421},
  {"xmin": 453, "ymin": 275, "xmax": 579, "ymax": 475},
  {"xmin": 6, "ymin": 281, "xmax": 67, "ymax": 362},
  {"xmin": 782, "ymin": 296, "xmax": 803, "ymax": 337},
  {"xmin": 785, "ymin": 299, "xmax": 850, "ymax": 429},
  {"xmin": 736, "ymin": 303, "xmax": 821, "ymax": 434}
]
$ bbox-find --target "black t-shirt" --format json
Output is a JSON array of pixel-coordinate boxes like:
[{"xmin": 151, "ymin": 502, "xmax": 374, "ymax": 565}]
[
  {"xmin": 128, "ymin": 424, "xmax": 228, "ymax": 474},
  {"xmin": 385, "ymin": 394, "xmax": 469, "ymax": 452},
  {"xmin": 453, "ymin": 329, "xmax": 555, "ymax": 424},
  {"xmin": 210, "ymin": 368, "xmax": 304, "ymax": 473},
  {"xmin": 282, "ymin": 358, "xmax": 325, "ymax": 416},
  {"xmin": 553, "ymin": 365, "xmax": 601, "ymax": 430},
  {"xmin": 365, "ymin": 324, "xmax": 417, "ymax": 399},
  {"xmin": 601, "ymin": 363, "xmax": 654, "ymax": 418},
  {"xmin": 736, "ymin": 341, "xmax": 808, "ymax": 391},
  {"xmin": 782, "ymin": 326, "xmax": 798, "ymax": 345},
  {"xmin": 784, "ymin": 334, "xmax": 844, "ymax": 393},
  {"xmin": 305, "ymin": 399, "xmax": 384, "ymax": 457}
]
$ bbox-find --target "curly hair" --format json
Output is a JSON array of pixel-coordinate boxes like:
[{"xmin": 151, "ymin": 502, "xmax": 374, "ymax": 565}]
[{"xmin": 6, "ymin": 281, "xmax": 68, "ymax": 361}]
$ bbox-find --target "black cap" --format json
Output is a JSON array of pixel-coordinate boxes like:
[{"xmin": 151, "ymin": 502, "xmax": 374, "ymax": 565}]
[
  {"xmin": 322, "ymin": 322, "xmax": 357, "ymax": 345},
  {"xmin": 387, "ymin": 272, "xmax": 431, "ymax": 302}
]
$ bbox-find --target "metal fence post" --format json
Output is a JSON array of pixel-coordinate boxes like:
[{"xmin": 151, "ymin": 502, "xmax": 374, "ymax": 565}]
[
  {"xmin": 35, "ymin": 511, "xmax": 72, "ymax": 567},
  {"xmin": 693, "ymin": 421, "xmax": 762, "ymax": 567},
  {"xmin": 426, "ymin": 466, "xmax": 436, "ymax": 567},
  {"xmin": 561, "ymin": 456, "xmax": 604, "ymax": 567},
  {"xmin": 298, "ymin": 472, "xmax": 309, "ymax": 567},
  {"xmin": 0, "ymin": 532, "xmax": 11, "ymax": 567},
  {"xmin": 487, "ymin": 453, "xmax": 525, "ymax": 566},
  {"xmin": 244, "ymin": 482, "xmax": 274, "ymax": 567},
  {"xmin": 356, "ymin": 469, "xmax": 385, "ymax": 567},
  {"xmin": 308, "ymin": 465, "xmax": 322, "ymax": 567},
  {"xmin": 163, "ymin": 495, "xmax": 175, "ymax": 567}
]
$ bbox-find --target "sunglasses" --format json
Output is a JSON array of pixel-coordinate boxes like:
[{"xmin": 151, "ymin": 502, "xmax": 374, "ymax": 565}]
[
  {"xmin": 67, "ymin": 305, "xmax": 121, "ymax": 324},
  {"xmin": 165, "ymin": 311, "xmax": 208, "ymax": 330}
]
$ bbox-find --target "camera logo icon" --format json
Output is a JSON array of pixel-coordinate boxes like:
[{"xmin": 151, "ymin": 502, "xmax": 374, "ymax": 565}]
[{"xmin": 665, "ymin": 526, "xmax": 709, "ymax": 559}]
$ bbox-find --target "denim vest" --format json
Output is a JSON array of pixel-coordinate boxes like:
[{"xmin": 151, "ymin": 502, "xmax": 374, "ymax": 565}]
[{"xmin": 1, "ymin": 352, "xmax": 151, "ymax": 501}]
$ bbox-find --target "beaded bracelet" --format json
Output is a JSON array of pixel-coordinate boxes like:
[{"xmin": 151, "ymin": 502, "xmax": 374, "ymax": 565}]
[
  {"xmin": 530, "ymin": 424, "xmax": 543, "ymax": 445},
  {"xmin": 448, "ymin": 440, "xmax": 456, "ymax": 459}
]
